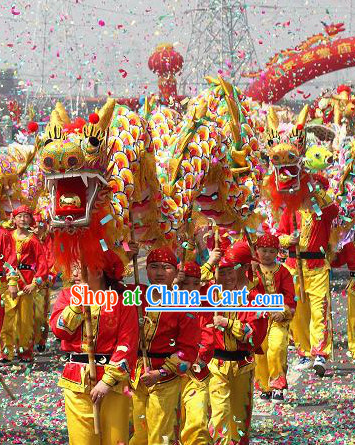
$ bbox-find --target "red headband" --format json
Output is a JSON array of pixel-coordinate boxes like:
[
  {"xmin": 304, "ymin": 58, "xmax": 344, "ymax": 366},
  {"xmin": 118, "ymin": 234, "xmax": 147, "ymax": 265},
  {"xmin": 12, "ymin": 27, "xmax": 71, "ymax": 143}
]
[
  {"xmin": 183, "ymin": 261, "xmax": 201, "ymax": 279},
  {"xmin": 219, "ymin": 241, "xmax": 255, "ymax": 268},
  {"xmin": 256, "ymin": 234, "xmax": 279, "ymax": 249},
  {"xmin": 13, "ymin": 205, "xmax": 33, "ymax": 218},
  {"xmin": 147, "ymin": 247, "xmax": 177, "ymax": 267}
]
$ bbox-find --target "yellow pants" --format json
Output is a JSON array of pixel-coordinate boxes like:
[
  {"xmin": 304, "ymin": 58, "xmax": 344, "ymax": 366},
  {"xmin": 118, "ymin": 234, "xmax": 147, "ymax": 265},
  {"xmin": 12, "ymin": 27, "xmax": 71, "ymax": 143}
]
[
  {"xmin": 34, "ymin": 288, "xmax": 50, "ymax": 345},
  {"xmin": 347, "ymin": 281, "xmax": 355, "ymax": 358},
  {"xmin": 0, "ymin": 281, "xmax": 7, "ymax": 332},
  {"xmin": 289, "ymin": 267, "xmax": 331, "ymax": 358},
  {"xmin": 64, "ymin": 388, "xmax": 129, "ymax": 445},
  {"xmin": 130, "ymin": 377, "xmax": 181, "ymax": 445},
  {"xmin": 180, "ymin": 375, "xmax": 211, "ymax": 445},
  {"xmin": 209, "ymin": 360, "xmax": 254, "ymax": 445},
  {"xmin": 255, "ymin": 321, "xmax": 290, "ymax": 392},
  {"xmin": 0, "ymin": 291, "xmax": 35, "ymax": 360}
]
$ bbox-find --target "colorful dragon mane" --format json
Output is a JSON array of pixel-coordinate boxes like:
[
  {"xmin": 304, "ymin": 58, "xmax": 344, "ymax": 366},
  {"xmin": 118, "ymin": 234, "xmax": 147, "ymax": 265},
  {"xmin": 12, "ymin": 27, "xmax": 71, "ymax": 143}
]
[
  {"xmin": 164, "ymin": 76, "xmax": 262, "ymax": 233},
  {"xmin": 0, "ymin": 143, "xmax": 44, "ymax": 221}
]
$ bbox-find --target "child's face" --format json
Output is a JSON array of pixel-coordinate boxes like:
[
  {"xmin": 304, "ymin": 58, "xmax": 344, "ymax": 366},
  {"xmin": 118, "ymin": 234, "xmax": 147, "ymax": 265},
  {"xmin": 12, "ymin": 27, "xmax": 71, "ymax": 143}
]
[
  {"xmin": 146, "ymin": 262, "xmax": 177, "ymax": 287},
  {"xmin": 257, "ymin": 247, "xmax": 278, "ymax": 265},
  {"xmin": 216, "ymin": 266, "xmax": 238, "ymax": 290},
  {"xmin": 180, "ymin": 275, "xmax": 201, "ymax": 292},
  {"xmin": 14, "ymin": 212, "xmax": 32, "ymax": 229}
]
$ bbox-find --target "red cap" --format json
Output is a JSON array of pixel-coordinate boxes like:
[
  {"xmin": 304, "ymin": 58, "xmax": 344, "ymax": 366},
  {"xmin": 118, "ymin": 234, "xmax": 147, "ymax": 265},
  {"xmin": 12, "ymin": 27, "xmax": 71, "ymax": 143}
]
[
  {"xmin": 183, "ymin": 261, "xmax": 201, "ymax": 279},
  {"xmin": 219, "ymin": 241, "xmax": 255, "ymax": 268},
  {"xmin": 102, "ymin": 250, "xmax": 125, "ymax": 280},
  {"xmin": 13, "ymin": 205, "xmax": 33, "ymax": 218},
  {"xmin": 256, "ymin": 234, "xmax": 279, "ymax": 249},
  {"xmin": 147, "ymin": 247, "xmax": 177, "ymax": 267}
]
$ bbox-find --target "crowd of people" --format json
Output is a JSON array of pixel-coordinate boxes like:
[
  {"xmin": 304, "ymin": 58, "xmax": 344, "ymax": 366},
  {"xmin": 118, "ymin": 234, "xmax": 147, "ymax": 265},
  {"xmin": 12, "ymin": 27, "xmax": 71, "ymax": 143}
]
[{"xmin": 0, "ymin": 195, "xmax": 353, "ymax": 445}]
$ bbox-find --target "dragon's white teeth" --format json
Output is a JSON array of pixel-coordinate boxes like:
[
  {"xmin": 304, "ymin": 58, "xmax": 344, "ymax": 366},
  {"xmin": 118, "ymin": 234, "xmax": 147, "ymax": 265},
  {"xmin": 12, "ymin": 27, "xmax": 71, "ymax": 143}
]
[{"xmin": 81, "ymin": 174, "xmax": 88, "ymax": 188}]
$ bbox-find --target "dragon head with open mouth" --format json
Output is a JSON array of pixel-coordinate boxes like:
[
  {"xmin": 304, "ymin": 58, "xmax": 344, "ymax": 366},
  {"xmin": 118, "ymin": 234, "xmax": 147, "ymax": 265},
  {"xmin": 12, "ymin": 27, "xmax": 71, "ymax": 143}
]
[
  {"xmin": 36, "ymin": 100, "xmax": 115, "ymax": 229},
  {"xmin": 266, "ymin": 105, "xmax": 309, "ymax": 193},
  {"xmin": 35, "ymin": 99, "xmax": 125, "ymax": 278},
  {"xmin": 262, "ymin": 105, "xmax": 316, "ymax": 211}
]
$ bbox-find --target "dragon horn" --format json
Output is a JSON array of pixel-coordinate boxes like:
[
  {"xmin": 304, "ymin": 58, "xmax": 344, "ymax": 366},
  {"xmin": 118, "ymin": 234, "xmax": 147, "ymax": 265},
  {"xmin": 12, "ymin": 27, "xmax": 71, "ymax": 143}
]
[
  {"xmin": 333, "ymin": 101, "xmax": 342, "ymax": 125},
  {"xmin": 55, "ymin": 102, "xmax": 71, "ymax": 125},
  {"xmin": 98, "ymin": 98, "xmax": 116, "ymax": 131},
  {"xmin": 218, "ymin": 75, "xmax": 240, "ymax": 143},
  {"xmin": 267, "ymin": 107, "xmax": 279, "ymax": 132},
  {"xmin": 295, "ymin": 104, "xmax": 309, "ymax": 129}
]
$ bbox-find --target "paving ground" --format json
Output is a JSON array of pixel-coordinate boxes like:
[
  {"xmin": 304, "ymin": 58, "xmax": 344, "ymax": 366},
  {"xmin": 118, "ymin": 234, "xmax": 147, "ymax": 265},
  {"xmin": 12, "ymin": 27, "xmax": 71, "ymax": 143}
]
[{"xmin": 0, "ymin": 270, "xmax": 354, "ymax": 444}]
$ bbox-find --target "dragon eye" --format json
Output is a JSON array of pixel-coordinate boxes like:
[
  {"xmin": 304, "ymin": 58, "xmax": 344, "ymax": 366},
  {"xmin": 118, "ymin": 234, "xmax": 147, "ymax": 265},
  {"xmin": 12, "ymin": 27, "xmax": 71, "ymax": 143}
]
[
  {"xmin": 43, "ymin": 156, "xmax": 54, "ymax": 168},
  {"xmin": 67, "ymin": 156, "xmax": 79, "ymax": 167},
  {"xmin": 44, "ymin": 139, "xmax": 53, "ymax": 146},
  {"xmin": 89, "ymin": 136, "xmax": 100, "ymax": 147}
]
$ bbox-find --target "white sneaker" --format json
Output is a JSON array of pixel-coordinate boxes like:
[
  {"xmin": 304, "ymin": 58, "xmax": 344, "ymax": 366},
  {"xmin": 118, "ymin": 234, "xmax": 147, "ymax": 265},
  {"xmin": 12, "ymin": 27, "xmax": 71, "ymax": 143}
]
[
  {"xmin": 313, "ymin": 356, "xmax": 326, "ymax": 377},
  {"xmin": 271, "ymin": 389, "xmax": 284, "ymax": 402},
  {"xmin": 294, "ymin": 356, "xmax": 312, "ymax": 371}
]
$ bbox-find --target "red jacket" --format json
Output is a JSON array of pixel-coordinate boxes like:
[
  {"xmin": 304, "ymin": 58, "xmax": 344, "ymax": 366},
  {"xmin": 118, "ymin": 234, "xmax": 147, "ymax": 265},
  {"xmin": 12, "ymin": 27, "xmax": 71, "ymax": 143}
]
[
  {"xmin": 0, "ymin": 228, "xmax": 16, "ymax": 284},
  {"xmin": 0, "ymin": 227, "xmax": 16, "ymax": 331},
  {"xmin": 277, "ymin": 203, "xmax": 338, "ymax": 270},
  {"xmin": 50, "ymin": 287, "xmax": 138, "ymax": 392},
  {"xmin": 331, "ymin": 241, "xmax": 355, "ymax": 271},
  {"xmin": 256, "ymin": 263, "xmax": 296, "ymax": 312},
  {"xmin": 129, "ymin": 284, "xmax": 200, "ymax": 384},
  {"xmin": 10, "ymin": 231, "xmax": 48, "ymax": 288},
  {"xmin": 190, "ymin": 286, "xmax": 215, "ymax": 381},
  {"xmin": 213, "ymin": 279, "xmax": 268, "ymax": 367},
  {"xmin": 40, "ymin": 232, "xmax": 55, "ymax": 273}
]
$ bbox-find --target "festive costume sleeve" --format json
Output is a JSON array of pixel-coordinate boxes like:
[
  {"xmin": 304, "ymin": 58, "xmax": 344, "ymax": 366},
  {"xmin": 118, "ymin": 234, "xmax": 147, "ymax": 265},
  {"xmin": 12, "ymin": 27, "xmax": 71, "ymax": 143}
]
[
  {"xmin": 44, "ymin": 234, "xmax": 55, "ymax": 273},
  {"xmin": 197, "ymin": 311, "xmax": 215, "ymax": 364},
  {"xmin": 322, "ymin": 202, "xmax": 339, "ymax": 221},
  {"xmin": 161, "ymin": 312, "xmax": 200, "ymax": 374},
  {"xmin": 31, "ymin": 236, "xmax": 49, "ymax": 286},
  {"xmin": 277, "ymin": 210, "xmax": 292, "ymax": 248},
  {"xmin": 226, "ymin": 318, "xmax": 244, "ymax": 340},
  {"xmin": 102, "ymin": 303, "xmax": 139, "ymax": 386},
  {"xmin": 50, "ymin": 290, "xmax": 84, "ymax": 340},
  {"xmin": 201, "ymin": 262, "xmax": 214, "ymax": 281},
  {"xmin": 331, "ymin": 243, "xmax": 349, "ymax": 268},
  {"xmin": 226, "ymin": 286, "xmax": 268, "ymax": 350},
  {"xmin": 279, "ymin": 266, "xmax": 297, "ymax": 311}
]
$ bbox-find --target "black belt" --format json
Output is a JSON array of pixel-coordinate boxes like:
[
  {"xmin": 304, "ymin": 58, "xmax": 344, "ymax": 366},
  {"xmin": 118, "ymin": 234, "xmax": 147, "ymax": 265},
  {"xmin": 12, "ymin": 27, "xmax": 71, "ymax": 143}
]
[
  {"xmin": 0, "ymin": 272, "xmax": 4, "ymax": 277},
  {"xmin": 214, "ymin": 349, "xmax": 250, "ymax": 361},
  {"xmin": 18, "ymin": 263, "xmax": 32, "ymax": 270},
  {"xmin": 289, "ymin": 251, "xmax": 325, "ymax": 260},
  {"xmin": 350, "ymin": 271, "xmax": 355, "ymax": 278},
  {"xmin": 138, "ymin": 350, "xmax": 171, "ymax": 359},
  {"xmin": 65, "ymin": 353, "xmax": 112, "ymax": 365}
]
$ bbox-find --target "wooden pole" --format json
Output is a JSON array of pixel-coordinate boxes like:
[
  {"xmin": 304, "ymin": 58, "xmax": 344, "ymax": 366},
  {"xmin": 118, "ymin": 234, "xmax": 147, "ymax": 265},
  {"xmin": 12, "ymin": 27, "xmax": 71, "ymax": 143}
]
[
  {"xmin": 129, "ymin": 210, "xmax": 148, "ymax": 373},
  {"xmin": 243, "ymin": 228, "xmax": 269, "ymax": 292},
  {"xmin": 328, "ymin": 289, "xmax": 335, "ymax": 361},
  {"xmin": 81, "ymin": 264, "xmax": 101, "ymax": 436},
  {"xmin": 214, "ymin": 226, "xmax": 220, "ymax": 317},
  {"xmin": 292, "ymin": 212, "xmax": 306, "ymax": 303},
  {"xmin": 0, "ymin": 374, "xmax": 16, "ymax": 400}
]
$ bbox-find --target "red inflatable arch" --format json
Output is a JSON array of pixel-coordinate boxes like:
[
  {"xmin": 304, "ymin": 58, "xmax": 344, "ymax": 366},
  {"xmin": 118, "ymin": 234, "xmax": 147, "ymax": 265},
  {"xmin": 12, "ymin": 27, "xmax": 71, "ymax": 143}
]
[{"xmin": 245, "ymin": 37, "xmax": 355, "ymax": 103}]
